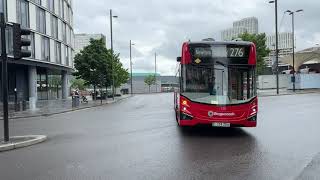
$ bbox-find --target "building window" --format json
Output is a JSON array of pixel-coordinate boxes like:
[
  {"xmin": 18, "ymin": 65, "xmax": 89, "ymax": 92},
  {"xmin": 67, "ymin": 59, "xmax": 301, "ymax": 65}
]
[
  {"xmin": 55, "ymin": 42, "xmax": 61, "ymax": 64},
  {"xmin": 41, "ymin": 36, "xmax": 50, "ymax": 61},
  {"xmin": 29, "ymin": 33, "xmax": 35, "ymax": 58},
  {"xmin": 51, "ymin": 15, "xmax": 58, "ymax": 39},
  {"xmin": 48, "ymin": 74, "xmax": 62, "ymax": 99},
  {"xmin": 0, "ymin": 0, "xmax": 4, "ymax": 14},
  {"xmin": 37, "ymin": 72, "xmax": 48, "ymax": 100},
  {"xmin": 65, "ymin": 46, "xmax": 69, "ymax": 66},
  {"xmin": 36, "ymin": 7, "xmax": 46, "ymax": 34},
  {"xmin": 66, "ymin": 5, "xmax": 69, "ymax": 23},
  {"xmin": 62, "ymin": 22, "xmax": 67, "ymax": 42},
  {"xmin": 17, "ymin": 0, "xmax": 29, "ymax": 28},
  {"xmin": 69, "ymin": 28, "xmax": 72, "ymax": 45},
  {"xmin": 61, "ymin": 1, "xmax": 65, "ymax": 19},
  {"xmin": 57, "ymin": 0, "xmax": 61, "ymax": 16},
  {"xmin": 30, "ymin": 0, "xmax": 41, "ymax": 5},
  {"xmin": 47, "ymin": 0, "xmax": 54, "ymax": 12}
]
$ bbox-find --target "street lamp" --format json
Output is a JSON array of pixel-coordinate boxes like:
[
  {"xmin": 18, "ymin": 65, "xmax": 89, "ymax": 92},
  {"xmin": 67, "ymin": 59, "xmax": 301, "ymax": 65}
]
[
  {"xmin": 129, "ymin": 40, "xmax": 135, "ymax": 95},
  {"xmin": 110, "ymin": 9, "xmax": 118, "ymax": 100},
  {"xmin": 154, "ymin": 52, "xmax": 157, "ymax": 93},
  {"xmin": 285, "ymin": 9, "xmax": 303, "ymax": 92},
  {"xmin": 269, "ymin": 0, "xmax": 280, "ymax": 94}
]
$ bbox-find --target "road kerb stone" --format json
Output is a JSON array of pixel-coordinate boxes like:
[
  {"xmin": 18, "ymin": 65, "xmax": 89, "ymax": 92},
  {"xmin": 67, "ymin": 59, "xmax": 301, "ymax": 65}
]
[
  {"xmin": 0, "ymin": 143, "xmax": 14, "ymax": 151},
  {"xmin": 0, "ymin": 135, "xmax": 47, "ymax": 152}
]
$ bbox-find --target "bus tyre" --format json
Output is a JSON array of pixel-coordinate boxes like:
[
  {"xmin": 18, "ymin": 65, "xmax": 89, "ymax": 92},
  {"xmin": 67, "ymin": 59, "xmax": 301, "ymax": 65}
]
[
  {"xmin": 175, "ymin": 110, "xmax": 178, "ymax": 122},
  {"xmin": 175, "ymin": 110, "xmax": 181, "ymax": 126}
]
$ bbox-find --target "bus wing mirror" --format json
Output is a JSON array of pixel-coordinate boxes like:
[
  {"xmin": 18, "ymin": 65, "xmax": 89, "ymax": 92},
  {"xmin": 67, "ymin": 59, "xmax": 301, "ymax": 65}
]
[{"xmin": 177, "ymin": 57, "xmax": 181, "ymax": 62}]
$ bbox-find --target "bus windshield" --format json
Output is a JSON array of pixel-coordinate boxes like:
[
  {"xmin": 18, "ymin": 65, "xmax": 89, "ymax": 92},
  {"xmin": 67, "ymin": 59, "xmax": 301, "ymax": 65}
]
[{"xmin": 181, "ymin": 63, "xmax": 256, "ymax": 105}]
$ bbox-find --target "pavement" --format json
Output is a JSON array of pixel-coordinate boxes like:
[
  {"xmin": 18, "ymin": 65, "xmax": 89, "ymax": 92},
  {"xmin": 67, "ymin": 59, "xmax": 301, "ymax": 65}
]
[
  {"xmin": 0, "ymin": 95, "xmax": 131, "ymax": 120},
  {"xmin": 0, "ymin": 93, "xmax": 320, "ymax": 179}
]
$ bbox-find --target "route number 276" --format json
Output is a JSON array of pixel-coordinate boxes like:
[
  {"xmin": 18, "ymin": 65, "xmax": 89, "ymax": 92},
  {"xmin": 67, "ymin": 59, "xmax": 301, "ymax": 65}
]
[{"xmin": 228, "ymin": 48, "xmax": 245, "ymax": 57}]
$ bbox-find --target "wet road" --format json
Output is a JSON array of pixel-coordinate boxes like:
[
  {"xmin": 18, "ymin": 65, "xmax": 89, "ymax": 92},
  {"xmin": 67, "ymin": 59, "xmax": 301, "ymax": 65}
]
[{"xmin": 1, "ymin": 93, "xmax": 320, "ymax": 180}]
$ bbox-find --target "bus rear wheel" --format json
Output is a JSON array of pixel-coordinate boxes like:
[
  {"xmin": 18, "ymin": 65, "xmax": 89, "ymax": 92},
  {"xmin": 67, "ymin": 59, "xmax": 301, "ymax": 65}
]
[{"xmin": 175, "ymin": 110, "xmax": 180, "ymax": 125}]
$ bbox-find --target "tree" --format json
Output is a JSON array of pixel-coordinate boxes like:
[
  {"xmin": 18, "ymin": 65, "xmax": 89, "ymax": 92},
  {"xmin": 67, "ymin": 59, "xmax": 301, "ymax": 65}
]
[
  {"xmin": 73, "ymin": 38, "xmax": 111, "ymax": 100},
  {"xmin": 73, "ymin": 38, "xmax": 129, "ymax": 99},
  {"xmin": 113, "ymin": 53, "xmax": 129, "ymax": 88},
  {"xmin": 238, "ymin": 32, "xmax": 271, "ymax": 75},
  {"xmin": 144, "ymin": 75, "xmax": 156, "ymax": 93},
  {"xmin": 70, "ymin": 78, "xmax": 86, "ymax": 90},
  {"xmin": 103, "ymin": 49, "xmax": 129, "ymax": 96}
]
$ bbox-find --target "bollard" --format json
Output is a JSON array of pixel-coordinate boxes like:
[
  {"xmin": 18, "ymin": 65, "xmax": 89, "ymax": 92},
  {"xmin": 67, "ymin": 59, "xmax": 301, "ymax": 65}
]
[
  {"xmin": 76, "ymin": 95, "xmax": 80, "ymax": 107},
  {"xmin": 72, "ymin": 96, "xmax": 75, "ymax": 108},
  {"xmin": 72, "ymin": 95, "xmax": 80, "ymax": 108}
]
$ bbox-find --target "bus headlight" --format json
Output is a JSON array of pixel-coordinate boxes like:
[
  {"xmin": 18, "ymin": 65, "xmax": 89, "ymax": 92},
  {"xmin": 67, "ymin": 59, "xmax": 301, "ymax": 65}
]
[{"xmin": 249, "ymin": 106, "xmax": 257, "ymax": 116}]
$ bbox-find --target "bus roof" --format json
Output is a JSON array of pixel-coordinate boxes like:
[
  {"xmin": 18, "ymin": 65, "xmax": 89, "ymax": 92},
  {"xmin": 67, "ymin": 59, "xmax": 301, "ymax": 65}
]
[{"xmin": 187, "ymin": 40, "xmax": 253, "ymax": 46}]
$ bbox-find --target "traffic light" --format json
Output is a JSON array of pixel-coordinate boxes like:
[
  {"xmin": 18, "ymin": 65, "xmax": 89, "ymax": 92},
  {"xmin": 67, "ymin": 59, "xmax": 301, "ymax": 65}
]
[{"xmin": 12, "ymin": 23, "xmax": 31, "ymax": 59}]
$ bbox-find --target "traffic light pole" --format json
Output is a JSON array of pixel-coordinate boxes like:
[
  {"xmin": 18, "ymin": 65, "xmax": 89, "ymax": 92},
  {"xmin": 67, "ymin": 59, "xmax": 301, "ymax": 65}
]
[{"xmin": 0, "ymin": 13, "xmax": 9, "ymax": 142}]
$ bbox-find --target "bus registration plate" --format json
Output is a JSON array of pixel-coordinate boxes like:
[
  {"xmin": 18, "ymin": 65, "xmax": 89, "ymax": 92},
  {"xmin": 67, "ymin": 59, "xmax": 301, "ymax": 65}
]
[{"xmin": 212, "ymin": 122, "xmax": 231, "ymax": 127}]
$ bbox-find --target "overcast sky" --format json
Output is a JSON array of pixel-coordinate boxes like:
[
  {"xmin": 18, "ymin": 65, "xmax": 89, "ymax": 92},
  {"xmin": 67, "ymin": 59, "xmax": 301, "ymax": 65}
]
[{"xmin": 74, "ymin": 0, "xmax": 320, "ymax": 75}]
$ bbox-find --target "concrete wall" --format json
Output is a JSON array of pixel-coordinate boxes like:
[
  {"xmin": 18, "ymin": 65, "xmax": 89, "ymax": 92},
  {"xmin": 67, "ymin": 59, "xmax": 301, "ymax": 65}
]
[
  {"xmin": 258, "ymin": 75, "xmax": 289, "ymax": 89},
  {"xmin": 259, "ymin": 74, "xmax": 320, "ymax": 90},
  {"xmin": 291, "ymin": 74, "xmax": 320, "ymax": 89}
]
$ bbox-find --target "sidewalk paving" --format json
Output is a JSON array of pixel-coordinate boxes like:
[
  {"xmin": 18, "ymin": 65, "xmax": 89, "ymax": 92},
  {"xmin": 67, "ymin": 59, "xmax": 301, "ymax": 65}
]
[
  {"xmin": 258, "ymin": 89, "xmax": 320, "ymax": 97},
  {"xmin": 0, "ymin": 95, "xmax": 131, "ymax": 120}
]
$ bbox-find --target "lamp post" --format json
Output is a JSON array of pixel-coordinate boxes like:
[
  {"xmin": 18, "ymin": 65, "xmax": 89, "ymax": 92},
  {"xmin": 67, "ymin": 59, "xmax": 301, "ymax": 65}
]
[
  {"xmin": 269, "ymin": 0, "xmax": 279, "ymax": 94},
  {"xmin": 154, "ymin": 52, "xmax": 157, "ymax": 93},
  {"xmin": 129, "ymin": 40, "xmax": 135, "ymax": 95},
  {"xmin": 109, "ymin": 9, "xmax": 118, "ymax": 100},
  {"xmin": 285, "ymin": 9, "xmax": 303, "ymax": 92}
]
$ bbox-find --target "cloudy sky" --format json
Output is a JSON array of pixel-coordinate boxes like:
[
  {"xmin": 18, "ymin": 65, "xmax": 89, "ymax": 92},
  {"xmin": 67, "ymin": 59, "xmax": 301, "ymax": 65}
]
[{"xmin": 74, "ymin": 0, "xmax": 320, "ymax": 75}]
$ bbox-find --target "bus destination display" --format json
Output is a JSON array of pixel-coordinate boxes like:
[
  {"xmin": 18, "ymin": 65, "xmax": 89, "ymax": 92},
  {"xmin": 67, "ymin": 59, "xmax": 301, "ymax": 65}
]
[{"xmin": 193, "ymin": 46, "xmax": 248, "ymax": 58}]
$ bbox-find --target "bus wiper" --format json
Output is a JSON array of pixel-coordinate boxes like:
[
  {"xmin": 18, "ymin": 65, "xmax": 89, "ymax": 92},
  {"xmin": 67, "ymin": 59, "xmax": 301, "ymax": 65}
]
[{"xmin": 216, "ymin": 61, "xmax": 226, "ymax": 67}]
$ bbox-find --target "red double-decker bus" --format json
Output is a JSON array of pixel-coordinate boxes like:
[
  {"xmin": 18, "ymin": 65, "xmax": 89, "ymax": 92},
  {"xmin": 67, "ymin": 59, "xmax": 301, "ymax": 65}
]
[{"xmin": 174, "ymin": 40, "xmax": 258, "ymax": 127}]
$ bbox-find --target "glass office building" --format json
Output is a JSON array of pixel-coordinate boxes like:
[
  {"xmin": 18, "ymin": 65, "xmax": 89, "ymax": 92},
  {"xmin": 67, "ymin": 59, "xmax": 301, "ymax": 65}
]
[{"xmin": 0, "ymin": 0, "xmax": 74, "ymax": 103}]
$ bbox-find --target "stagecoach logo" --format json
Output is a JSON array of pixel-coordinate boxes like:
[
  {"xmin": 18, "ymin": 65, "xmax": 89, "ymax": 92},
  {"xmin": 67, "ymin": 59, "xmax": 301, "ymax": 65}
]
[
  {"xmin": 194, "ymin": 58, "xmax": 201, "ymax": 64},
  {"xmin": 208, "ymin": 111, "xmax": 235, "ymax": 117}
]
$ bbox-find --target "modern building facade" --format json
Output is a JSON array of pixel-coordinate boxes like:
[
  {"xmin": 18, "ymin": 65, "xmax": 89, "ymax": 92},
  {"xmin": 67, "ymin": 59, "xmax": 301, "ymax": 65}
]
[
  {"xmin": 221, "ymin": 17, "xmax": 258, "ymax": 41},
  {"xmin": 233, "ymin": 17, "xmax": 259, "ymax": 34},
  {"xmin": 74, "ymin": 33, "xmax": 106, "ymax": 54},
  {"xmin": 0, "ymin": 0, "xmax": 74, "ymax": 106},
  {"xmin": 221, "ymin": 27, "xmax": 248, "ymax": 41},
  {"xmin": 265, "ymin": 32, "xmax": 293, "ymax": 68}
]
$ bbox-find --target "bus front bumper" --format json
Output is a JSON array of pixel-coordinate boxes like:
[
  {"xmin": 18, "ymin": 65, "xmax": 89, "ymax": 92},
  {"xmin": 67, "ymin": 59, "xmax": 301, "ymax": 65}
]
[{"xmin": 179, "ymin": 117, "xmax": 257, "ymax": 127}]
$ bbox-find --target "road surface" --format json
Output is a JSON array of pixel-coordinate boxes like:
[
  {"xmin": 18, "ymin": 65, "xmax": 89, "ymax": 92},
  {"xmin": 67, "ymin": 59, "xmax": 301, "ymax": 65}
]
[{"xmin": 0, "ymin": 93, "xmax": 320, "ymax": 180}]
